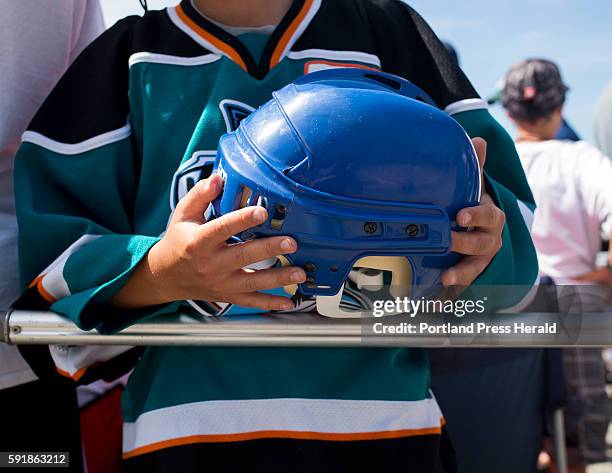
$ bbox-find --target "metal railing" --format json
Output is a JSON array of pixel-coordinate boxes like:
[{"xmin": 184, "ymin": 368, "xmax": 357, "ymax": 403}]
[
  {"xmin": 1, "ymin": 309, "xmax": 364, "ymax": 347},
  {"xmin": 2, "ymin": 308, "xmax": 611, "ymax": 347}
]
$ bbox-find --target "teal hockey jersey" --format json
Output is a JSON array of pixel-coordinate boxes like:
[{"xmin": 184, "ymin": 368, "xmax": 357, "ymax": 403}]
[{"xmin": 14, "ymin": 1, "xmax": 538, "ymax": 471}]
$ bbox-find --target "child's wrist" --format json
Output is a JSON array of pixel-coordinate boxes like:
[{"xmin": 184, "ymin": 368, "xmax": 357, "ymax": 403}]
[{"xmin": 143, "ymin": 241, "xmax": 177, "ymax": 305}]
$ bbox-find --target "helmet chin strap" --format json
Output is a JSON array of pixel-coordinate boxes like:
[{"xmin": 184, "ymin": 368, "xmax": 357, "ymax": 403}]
[{"xmin": 316, "ymin": 256, "xmax": 413, "ymax": 318}]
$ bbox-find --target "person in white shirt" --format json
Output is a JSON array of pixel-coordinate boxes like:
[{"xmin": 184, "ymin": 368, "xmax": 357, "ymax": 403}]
[
  {"xmin": 0, "ymin": 1, "xmax": 104, "ymax": 468},
  {"xmin": 503, "ymin": 58, "xmax": 612, "ymax": 472},
  {"xmin": 503, "ymin": 59, "xmax": 612, "ymax": 286}
]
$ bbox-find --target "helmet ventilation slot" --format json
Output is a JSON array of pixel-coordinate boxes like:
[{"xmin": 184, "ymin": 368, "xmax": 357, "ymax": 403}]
[
  {"xmin": 238, "ymin": 186, "xmax": 267, "ymax": 211},
  {"xmin": 270, "ymin": 204, "xmax": 286, "ymax": 230},
  {"xmin": 363, "ymin": 73, "xmax": 401, "ymax": 91},
  {"xmin": 238, "ymin": 186, "xmax": 253, "ymax": 209}
]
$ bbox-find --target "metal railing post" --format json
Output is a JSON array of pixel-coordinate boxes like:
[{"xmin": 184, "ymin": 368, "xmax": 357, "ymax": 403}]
[{"xmin": 552, "ymin": 408, "xmax": 569, "ymax": 473}]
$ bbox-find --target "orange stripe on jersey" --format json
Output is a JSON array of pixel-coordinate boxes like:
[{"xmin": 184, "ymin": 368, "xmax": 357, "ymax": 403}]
[
  {"xmin": 123, "ymin": 426, "xmax": 443, "ymax": 459},
  {"xmin": 56, "ymin": 366, "xmax": 87, "ymax": 382},
  {"xmin": 175, "ymin": 5, "xmax": 247, "ymax": 71},
  {"xmin": 303, "ymin": 60, "xmax": 379, "ymax": 74},
  {"xmin": 270, "ymin": 0, "xmax": 314, "ymax": 69},
  {"xmin": 29, "ymin": 274, "xmax": 56, "ymax": 304}
]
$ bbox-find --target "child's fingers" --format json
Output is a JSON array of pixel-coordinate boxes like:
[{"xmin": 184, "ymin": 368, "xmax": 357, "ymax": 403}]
[
  {"xmin": 199, "ymin": 206, "xmax": 268, "ymax": 246},
  {"xmin": 172, "ymin": 175, "xmax": 223, "ymax": 223},
  {"xmin": 218, "ymin": 237, "xmax": 298, "ymax": 270},
  {"xmin": 229, "ymin": 292, "xmax": 295, "ymax": 312}
]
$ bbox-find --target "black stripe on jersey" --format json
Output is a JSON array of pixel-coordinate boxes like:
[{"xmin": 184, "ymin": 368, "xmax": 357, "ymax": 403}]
[
  {"xmin": 360, "ymin": 0, "xmax": 478, "ymax": 108},
  {"xmin": 16, "ymin": 343, "xmax": 141, "ymax": 390},
  {"xmin": 292, "ymin": 0, "xmax": 379, "ymax": 58},
  {"xmin": 289, "ymin": 0, "xmax": 478, "ymax": 109},
  {"xmin": 27, "ymin": 9, "xmax": 211, "ymax": 143},
  {"xmin": 13, "ymin": 285, "xmax": 52, "ymax": 311},
  {"xmin": 27, "ymin": 17, "xmax": 136, "ymax": 143},
  {"xmin": 77, "ymin": 346, "xmax": 144, "ymax": 386},
  {"xmin": 124, "ymin": 433, "xmax": 456, "ymax": 473},
  {"xmin": 129, "ymin": 7, "xmax": 207, "ymax": 57}
]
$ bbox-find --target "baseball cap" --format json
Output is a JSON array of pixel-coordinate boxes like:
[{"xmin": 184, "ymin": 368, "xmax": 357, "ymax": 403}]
[{"xmin": 502, "ymin": 59, "xmax": 569, "ymax": 121}]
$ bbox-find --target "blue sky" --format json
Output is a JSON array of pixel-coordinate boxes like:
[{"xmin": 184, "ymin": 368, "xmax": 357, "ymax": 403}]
[{"xmin": 101, "ymin": 0, "xmax": 612, "ymax": 142}]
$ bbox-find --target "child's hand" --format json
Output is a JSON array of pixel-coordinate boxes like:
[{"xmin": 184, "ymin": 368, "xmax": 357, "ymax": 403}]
[
  {"xmin": 111, "ymin": 174, "xmax": 306, "ymax": 311},
  {"xmin": 441, "ymin": 138, "xmax": 506, "ymax": 287}
]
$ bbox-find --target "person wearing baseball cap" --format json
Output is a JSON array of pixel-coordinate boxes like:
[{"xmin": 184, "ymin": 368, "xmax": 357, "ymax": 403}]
[
  {"xmin": 503, "ymin": 58, "xmax": 568, "ymax": 129},
  {"xmin": 503, "ymin": 58, "xmax": 612, "ymax": 473}
]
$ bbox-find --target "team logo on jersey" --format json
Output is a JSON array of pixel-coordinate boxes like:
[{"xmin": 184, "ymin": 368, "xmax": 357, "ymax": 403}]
[
  {"xmin": 171, "ymin": 99, "xmax": 255, "ymax": 209},
  {"xmin": 169, "ymin": 151, "xmax": 217, "ymax": 210},
  {"xmin": 219, "ymin": 99, "xmax": 255, "ymax": 132},
  {"xmin": 170, "ymin": 99, "xmax": 255, "ymax": 210}
]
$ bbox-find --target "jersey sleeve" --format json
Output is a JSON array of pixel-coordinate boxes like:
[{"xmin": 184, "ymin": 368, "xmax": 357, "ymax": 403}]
[
  {"xmin": 366, "ymin": 0, "xmax": 539, "ymax": 308},
  {"xmin": 14, "ymin": 17, "xmax": 180, "ymax": 334},
  {"xmin": 48, "ymin": 345, "xmax": 143, "ymax": 385}
]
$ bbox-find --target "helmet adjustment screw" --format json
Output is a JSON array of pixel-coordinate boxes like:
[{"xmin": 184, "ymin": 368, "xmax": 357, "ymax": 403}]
[
  {"xmin": 406, "ymin": 224, "xmax": 419, "ymax": 237},
  {"xmin": 364, "ymin": 222, "xmax": 378, "ymax": 234},
  {"xmin": 304, "ymin": 262, "xmax": 316, "ymax": 273}
]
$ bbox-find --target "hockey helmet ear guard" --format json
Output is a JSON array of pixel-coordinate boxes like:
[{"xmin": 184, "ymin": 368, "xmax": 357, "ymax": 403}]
[{"xmin": 211, "ymin": 68, "xmax": 480, "ymax": 317}]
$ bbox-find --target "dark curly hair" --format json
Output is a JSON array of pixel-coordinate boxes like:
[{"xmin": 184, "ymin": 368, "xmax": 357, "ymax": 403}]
[{"xmin": 502, "ymin": 59, "xmax": 568, "ymax": 122}]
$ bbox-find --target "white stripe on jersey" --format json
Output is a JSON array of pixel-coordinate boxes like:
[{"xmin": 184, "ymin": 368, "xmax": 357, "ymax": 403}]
[
  {"xmin": 123, "ymin": 396, "xmax": 443, "ymax": 456},
  {"xmin": 50, "ymin": 345, "xmax": 133, "ymax": 381},
  {"xmin": 22, "ymin": 123, "xmax": 131, "ymax": 155},
  {"xmin": 444, "ymin": 98, "xmax": 488, "ymax": 116},
  {"xmin": 37, "ymin": 234, "xmax": 102, "ymax": 300},
  {"xmin": 166, "ymin": 7, "xmax": 228, "ymax": 59},
  {"xmin": 287, "ymin": 48, "xmax": 381, "ymax": 68},
  {"xmin": 129, "ymin": 52, "xmax": 221, "ymax": 68}
]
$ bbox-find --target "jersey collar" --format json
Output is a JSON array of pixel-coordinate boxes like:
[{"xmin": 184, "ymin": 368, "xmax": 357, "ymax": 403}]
[{"xmin": 168, "ymin": 0, "xmax": 321, "ymax": 79}]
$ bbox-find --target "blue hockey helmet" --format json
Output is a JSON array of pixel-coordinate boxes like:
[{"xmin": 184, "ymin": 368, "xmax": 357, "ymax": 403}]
[{"xmin": 212, "ymin": 68, "xmax": 480, "ymax": 316}]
